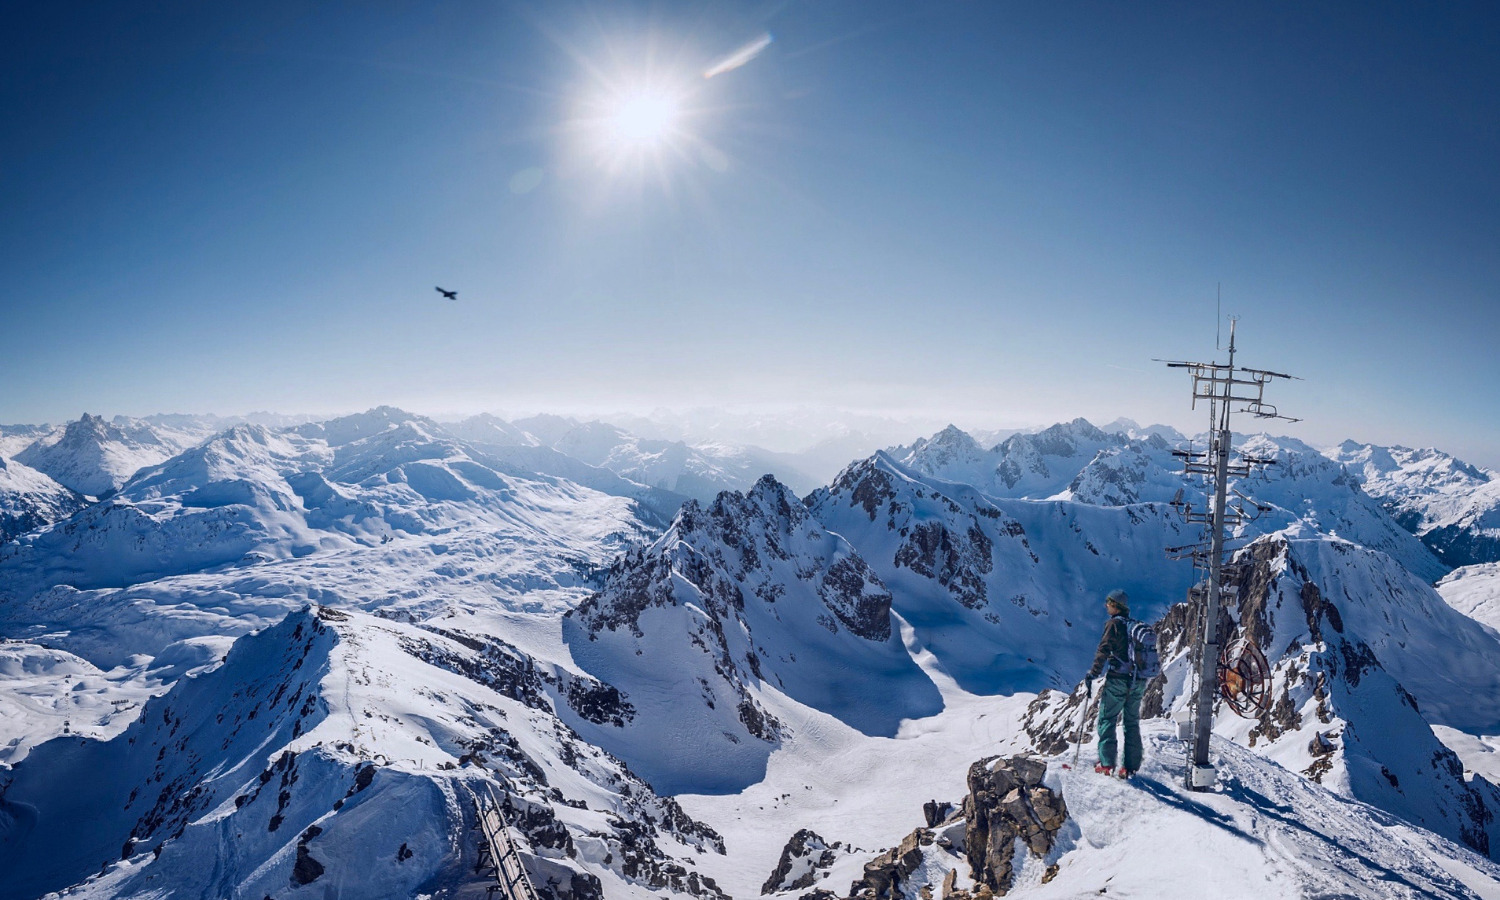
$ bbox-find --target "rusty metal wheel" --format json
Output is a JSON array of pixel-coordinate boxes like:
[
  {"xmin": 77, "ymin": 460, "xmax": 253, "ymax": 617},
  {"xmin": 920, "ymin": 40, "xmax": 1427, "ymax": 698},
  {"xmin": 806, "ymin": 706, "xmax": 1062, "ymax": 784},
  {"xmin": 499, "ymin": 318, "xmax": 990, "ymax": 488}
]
[{"xmin": 1218, "ymin": 637, "xmax": 1273, "ymax": 718}]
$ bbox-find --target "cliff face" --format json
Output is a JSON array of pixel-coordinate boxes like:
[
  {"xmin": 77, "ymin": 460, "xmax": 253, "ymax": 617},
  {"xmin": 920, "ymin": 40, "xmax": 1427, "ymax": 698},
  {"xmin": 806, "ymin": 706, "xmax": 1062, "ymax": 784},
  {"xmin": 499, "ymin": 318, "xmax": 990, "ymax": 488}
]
[{"xmin": 564, "ymin": 475, "xmax": 941, "ymax": 795}]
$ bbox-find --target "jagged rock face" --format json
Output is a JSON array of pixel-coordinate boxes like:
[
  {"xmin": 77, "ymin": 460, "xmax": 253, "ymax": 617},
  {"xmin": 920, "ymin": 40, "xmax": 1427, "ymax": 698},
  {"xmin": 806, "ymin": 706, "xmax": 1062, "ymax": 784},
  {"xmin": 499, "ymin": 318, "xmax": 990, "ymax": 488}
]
[
  {"xmin": 993, "ymin": 419, "xmax": 1111, "ymax": 493},
  {"xmin": 809, "ymin": 452, "xmax": 1195, "ymax": 695},
  {"xmin": 1019, "ymin": 685, "xmax": 1097, "ymax": 761},
  {"xmin": 1146, "ymin": 535, "xmax": 1500, "ymax": 859},
  {"xmin": 812, "ymin": 455, "xmax": 1026, "ymax": 618},
  {"xmin": 1064, "ymin": 440, "xmax": 1181, "ymax": 506},
  {"xmin": 577, "ymin": 475, "xmax": 893, "ymax": 642},
  {"xmin": 565, "ymin": 475, "xmax": 941, "ymax": 794},
  {"xmin": 890, "ymin": 419, "xmax": 1165, "ymax": 503},
  {"xmin": 398, "ymin": 625, "xmax": 636, "ymax": 728},
  {"xmin": 1066, "ymin": 432, "xmax": 1447, "ymax": 583},
  {"xmin": 896, "ymin": 424, "xmax": 1447, "ymax": 583},
  {"xmin": 762, "ymin": 828, "xmax": 844, "ymax": 894},
  {"xmin": 892, "ymin": 425, "xmax": 988, "ymax": 478},
  {"xmin": 0, "ymin": 609, "xmax": 344, "ymax": 900},
  {"xmin": 960, "ymin": 756, "xmax": 1066, "ymax": 895}
]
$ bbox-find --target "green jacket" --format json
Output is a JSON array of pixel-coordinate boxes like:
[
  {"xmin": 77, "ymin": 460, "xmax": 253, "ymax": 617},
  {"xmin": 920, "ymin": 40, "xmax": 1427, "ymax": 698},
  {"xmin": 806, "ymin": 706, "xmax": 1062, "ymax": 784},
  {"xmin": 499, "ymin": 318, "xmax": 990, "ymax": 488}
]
[{"xmin": 1086, "ymin": 615, "xmax": 1130, "ymax": 680}]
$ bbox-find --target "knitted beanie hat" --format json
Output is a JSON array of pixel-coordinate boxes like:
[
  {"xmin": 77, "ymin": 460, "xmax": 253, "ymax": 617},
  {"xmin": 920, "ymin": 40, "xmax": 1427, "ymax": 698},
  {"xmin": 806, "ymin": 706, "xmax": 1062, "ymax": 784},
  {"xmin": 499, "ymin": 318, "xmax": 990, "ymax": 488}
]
[{"xmin": 1105, "ymin": 589, "xmax": 1130, "ymax": 615}]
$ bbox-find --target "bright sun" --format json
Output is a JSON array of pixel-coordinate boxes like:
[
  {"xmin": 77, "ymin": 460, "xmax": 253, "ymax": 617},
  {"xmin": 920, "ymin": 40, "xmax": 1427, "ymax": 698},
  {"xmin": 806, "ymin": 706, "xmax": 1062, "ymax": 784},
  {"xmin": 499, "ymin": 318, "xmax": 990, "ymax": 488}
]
[{"xmin": 608, "ymin": 91, "xmax": 680, "ymax": 147}]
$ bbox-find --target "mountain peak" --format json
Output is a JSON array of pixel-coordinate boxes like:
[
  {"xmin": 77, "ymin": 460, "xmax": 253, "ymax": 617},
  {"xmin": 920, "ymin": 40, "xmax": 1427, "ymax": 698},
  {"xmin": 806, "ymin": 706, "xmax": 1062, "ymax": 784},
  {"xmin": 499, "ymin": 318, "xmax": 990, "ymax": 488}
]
[
  {"xmin": 297, "ymin": 407, "xmax": 437, "ymax": 447},
  {"xmin": 65, "ymin": 412, "xmax": 123, "ymax": 443},
  {"xmin": 15, "ymin": 413, "xmax": 179, "ymax": 496}
]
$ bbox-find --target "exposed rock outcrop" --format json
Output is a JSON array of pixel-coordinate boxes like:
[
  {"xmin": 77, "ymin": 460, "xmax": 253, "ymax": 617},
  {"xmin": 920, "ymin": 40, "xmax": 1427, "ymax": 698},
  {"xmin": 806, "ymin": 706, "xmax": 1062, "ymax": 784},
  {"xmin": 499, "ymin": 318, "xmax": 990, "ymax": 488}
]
[
  {"xmin": 763, "ymin": 828, "xmax": 843, "ymax": 894},
  {"xmin": 957, "ymin": 756, "xmax": 1066, "ymax": 895},
  {"xmin": 847, "ymin": 827, "xmax": 933, "ymax": 900},
  {"xmin": 843, "ymin": 755, "xmax": 1068, "ymax": 900}
]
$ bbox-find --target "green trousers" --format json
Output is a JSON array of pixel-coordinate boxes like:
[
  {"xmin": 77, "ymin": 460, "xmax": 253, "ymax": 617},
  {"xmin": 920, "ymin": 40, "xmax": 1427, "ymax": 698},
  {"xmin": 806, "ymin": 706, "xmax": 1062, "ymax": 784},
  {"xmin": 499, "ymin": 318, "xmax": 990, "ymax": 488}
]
[{"xmin": 1097, "ymin": 674, "xmax": 1147, "ymax": 771}]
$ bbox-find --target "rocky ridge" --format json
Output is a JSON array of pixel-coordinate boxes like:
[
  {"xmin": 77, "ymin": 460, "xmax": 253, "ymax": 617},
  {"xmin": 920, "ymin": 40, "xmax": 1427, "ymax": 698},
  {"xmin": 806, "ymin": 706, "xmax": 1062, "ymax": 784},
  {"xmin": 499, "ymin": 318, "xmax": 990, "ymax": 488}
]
[
  {"xmin": 564, "ymin": 475, "xmax": 941, "ymax": 794},
  {"xmin": 0, "ymin": 606, "xmax": 730, "ymax": 900}
]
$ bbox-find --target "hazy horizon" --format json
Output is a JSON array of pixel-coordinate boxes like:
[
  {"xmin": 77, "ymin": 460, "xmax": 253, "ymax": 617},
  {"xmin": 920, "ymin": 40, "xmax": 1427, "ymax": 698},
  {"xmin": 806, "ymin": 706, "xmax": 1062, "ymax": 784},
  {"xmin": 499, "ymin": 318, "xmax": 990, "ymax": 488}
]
[{"xmin": 7, "ymin": 401, "xmax": 1496, "ymax": 471}]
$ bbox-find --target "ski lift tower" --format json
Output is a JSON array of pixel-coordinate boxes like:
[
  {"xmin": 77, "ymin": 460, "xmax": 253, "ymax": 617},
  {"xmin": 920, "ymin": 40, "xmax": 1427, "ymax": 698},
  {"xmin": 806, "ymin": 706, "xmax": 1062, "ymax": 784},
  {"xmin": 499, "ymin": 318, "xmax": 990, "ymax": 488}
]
[{"xmin": 1162, "ymin": 318, "xmax": 1299, "ymax": 792}]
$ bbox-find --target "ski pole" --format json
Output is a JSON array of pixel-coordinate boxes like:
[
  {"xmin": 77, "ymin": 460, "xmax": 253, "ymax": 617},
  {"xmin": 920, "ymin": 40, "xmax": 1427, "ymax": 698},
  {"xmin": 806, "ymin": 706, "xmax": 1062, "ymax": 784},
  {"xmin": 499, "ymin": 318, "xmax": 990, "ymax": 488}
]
[{"xmin": 1067, "ymin": 680, "xmax": 1092, "ymax": 768}]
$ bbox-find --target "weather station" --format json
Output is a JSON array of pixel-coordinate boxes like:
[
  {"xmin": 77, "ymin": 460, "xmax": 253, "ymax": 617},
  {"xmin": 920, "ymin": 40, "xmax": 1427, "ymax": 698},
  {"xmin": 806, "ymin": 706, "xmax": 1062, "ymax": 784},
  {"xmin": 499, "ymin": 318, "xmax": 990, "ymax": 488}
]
[{"xmin": 1162, "ymin": 315, "xmax": 1300, "ymax": 792}]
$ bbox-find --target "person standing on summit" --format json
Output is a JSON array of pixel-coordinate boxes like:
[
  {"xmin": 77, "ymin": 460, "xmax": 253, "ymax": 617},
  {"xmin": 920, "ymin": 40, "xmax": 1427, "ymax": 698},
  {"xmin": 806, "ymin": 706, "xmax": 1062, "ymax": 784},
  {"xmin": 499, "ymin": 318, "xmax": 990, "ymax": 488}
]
[{"xmin": 1084, "ymin": 589, "xmax": 1151, "ymax": 778}]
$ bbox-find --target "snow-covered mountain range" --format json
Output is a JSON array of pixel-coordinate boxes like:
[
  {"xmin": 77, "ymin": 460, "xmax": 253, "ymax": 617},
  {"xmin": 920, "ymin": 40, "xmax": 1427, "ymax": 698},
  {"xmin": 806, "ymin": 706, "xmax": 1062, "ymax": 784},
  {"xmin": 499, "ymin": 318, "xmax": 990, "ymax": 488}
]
[
  {"xmin": 446, "ymin": 414, "xmax": 822, "ymax": 502},
  {"xmin": 3, "ymin": 411, "xmax": 1499, "ymax": 899},
  {"xmin": 1328, "ymin": 440, "xmax": 1500, "ymax": 568}
]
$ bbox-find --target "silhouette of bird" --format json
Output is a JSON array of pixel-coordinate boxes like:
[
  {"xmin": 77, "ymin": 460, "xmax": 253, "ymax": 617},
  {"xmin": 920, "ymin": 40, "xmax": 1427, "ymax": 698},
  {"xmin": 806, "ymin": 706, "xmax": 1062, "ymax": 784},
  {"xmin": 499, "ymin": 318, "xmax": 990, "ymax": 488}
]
[{"xmin": 435, "ymin": 286, "xmax": 458, "ymax": 300}]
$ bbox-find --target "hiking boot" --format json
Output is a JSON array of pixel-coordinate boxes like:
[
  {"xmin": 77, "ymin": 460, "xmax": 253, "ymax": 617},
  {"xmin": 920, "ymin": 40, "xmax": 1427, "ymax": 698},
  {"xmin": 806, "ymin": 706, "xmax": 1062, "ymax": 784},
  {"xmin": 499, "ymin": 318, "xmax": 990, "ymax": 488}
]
[
  {"xmin": 1116, "ymin": 767, "xmax": 1134, "ymax": 779},
  {"xmin": 1094, "ymin": 764, "xmax": 1113, "ymax": 774}
]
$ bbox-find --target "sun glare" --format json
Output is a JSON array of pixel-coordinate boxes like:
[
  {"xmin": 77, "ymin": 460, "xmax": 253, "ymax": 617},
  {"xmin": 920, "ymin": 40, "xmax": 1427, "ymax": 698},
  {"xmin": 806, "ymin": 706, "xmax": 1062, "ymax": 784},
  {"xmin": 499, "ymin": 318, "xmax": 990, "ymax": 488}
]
[{"xmin": 609, "ymin": 91, "xmax": 680, "ymax": 147}]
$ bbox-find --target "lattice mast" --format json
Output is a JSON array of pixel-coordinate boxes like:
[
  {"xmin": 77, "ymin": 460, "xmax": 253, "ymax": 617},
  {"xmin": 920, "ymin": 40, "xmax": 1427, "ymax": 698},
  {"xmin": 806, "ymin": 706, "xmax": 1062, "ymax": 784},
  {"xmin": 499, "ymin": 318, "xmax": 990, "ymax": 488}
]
[{"xmin": 1163, "ymin": 318, "xmax": 1298, "ymax": 791}]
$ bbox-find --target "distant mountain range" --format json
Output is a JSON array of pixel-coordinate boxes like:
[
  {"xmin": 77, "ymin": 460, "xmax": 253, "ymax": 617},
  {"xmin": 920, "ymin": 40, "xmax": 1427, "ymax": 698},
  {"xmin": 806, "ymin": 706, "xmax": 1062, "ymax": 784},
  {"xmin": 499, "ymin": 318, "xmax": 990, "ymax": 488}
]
[{"xmin": 2, "ymin": 410, "xmax": 1499, "ymax": 898}]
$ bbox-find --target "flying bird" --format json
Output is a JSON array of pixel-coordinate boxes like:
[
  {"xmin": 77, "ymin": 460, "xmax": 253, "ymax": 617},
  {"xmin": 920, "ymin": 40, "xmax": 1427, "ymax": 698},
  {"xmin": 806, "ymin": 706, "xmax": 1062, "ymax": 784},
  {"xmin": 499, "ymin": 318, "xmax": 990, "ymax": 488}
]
[{"xmin": 435, "ymin": 286, "xmax": 458, "ymax": 301}]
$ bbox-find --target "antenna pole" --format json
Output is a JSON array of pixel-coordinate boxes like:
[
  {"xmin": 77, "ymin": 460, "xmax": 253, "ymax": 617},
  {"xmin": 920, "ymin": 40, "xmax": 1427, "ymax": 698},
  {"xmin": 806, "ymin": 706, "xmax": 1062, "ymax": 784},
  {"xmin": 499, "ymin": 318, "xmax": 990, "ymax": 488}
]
[
  {"xmin": 1162, "ymin": 317, "xmax": 1298, "ymax": 791},
  {"xmin": 1216, "ymin": 284, "xmax": 1222, "ymax": 350},
  {"xmin": 1190, "ymin": 321, "xmax": 1234, "ymax": 788}
]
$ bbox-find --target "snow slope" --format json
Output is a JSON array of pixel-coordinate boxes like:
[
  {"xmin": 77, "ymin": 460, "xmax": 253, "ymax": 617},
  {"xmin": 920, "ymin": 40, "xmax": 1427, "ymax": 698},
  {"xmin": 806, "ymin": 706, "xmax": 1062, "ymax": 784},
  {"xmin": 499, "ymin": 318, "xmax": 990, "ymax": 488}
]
[
  {"xmin": 1019, "ymin": 532, "xmax": 1500, "ymax": 858},
  {"xmin": 456, "ymin": 442, "xmax": 690, "ymax": 526},
  {"xmin": 812, "ymin": 729, "xmax": 1500, "ymax": 900},
  {"xmin": 0, "ymin": 456, "xmax": 85, "ymax": 544},
  {"xmin": 553, "ymin": 422, "xmax": 818, "ymax": 502},
  {"xmin": 0, "ymin": 607, "xmax": 729, "ymax": 900},
  {"xmin": 0, "ymin": 425, "xmax": 57, "ymax": 461},
  {"xmin": 0, "ymin": 411, "xmax": 653, "ymax": 601},
  {"xmin": 888, "ymin": 419, "xmax": 1149, "ymax": 501},
  {"xmin": 1439, "ymin": 563, "xmax": 1500, "ymax": 636},
  {"xmin": 4, "ymin": 406, "xmax": 1500, "ymax": 899},
  {"xmin": 675, "ymin": 629, "xmax": 1500, "ymax": 900},
  {"xmin": 445, "ymin": 414, "xmax": 821, "ymax": 503},
  {"xmin": 441, "ymin": 412, "xmax": 542, "ymax": 447}
]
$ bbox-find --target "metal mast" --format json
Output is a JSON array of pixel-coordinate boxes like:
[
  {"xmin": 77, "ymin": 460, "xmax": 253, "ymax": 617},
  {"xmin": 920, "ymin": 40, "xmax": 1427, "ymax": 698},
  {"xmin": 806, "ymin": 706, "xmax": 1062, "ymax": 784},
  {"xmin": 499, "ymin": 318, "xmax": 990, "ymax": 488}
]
[{"xmin": 1162, "ymin": 318, "xmax": 1299, "ymax": 791}]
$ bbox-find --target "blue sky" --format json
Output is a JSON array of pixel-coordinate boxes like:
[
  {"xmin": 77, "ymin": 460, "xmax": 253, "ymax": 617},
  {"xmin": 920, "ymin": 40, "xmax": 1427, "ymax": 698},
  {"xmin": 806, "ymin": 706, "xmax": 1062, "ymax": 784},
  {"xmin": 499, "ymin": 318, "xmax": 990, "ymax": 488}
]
[{"xmin": 3, "ymin": 2, "xmax": 1498, "ymax": 465}]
